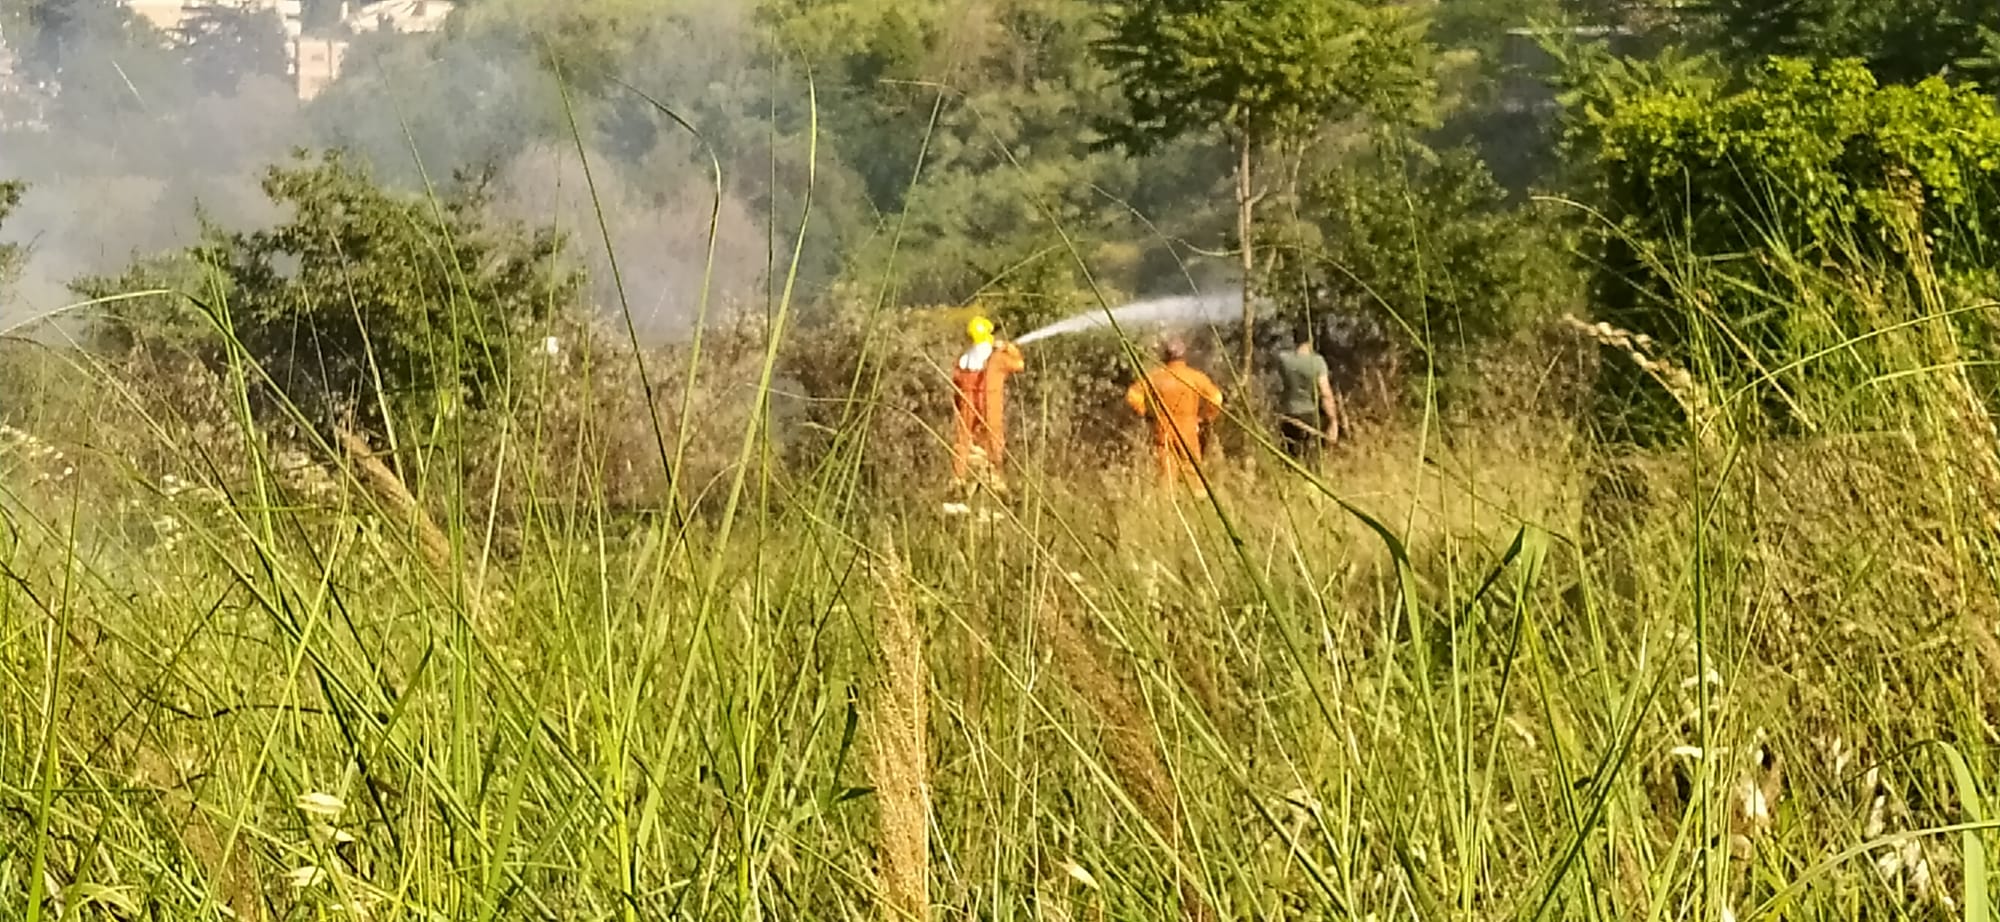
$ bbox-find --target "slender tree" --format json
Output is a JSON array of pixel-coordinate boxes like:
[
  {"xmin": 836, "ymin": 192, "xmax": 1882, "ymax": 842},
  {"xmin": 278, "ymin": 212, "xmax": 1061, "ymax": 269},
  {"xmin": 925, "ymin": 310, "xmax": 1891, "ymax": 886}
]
[{"xmin": 1094, "ymin": 0, "xmax": 1430, "ymax": 377}]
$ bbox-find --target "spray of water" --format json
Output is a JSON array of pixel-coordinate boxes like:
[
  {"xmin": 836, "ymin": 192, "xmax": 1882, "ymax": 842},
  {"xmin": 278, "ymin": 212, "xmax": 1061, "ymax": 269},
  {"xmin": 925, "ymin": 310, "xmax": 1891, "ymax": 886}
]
[{"xmin": 1013, "ymin": 292, "xmax": 1260, "ymax": 345}]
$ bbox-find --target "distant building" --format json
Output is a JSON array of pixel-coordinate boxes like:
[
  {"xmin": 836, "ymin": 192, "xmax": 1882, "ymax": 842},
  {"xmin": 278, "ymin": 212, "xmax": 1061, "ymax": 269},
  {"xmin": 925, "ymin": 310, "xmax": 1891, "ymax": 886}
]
[
  {"xmin": 294, "ymin": 36, "xmax": 347, "ymax": 100},
  {"xmin": 346, "ymin": 0, "xmax": 452, "ymax": 34},
  {"xmin": 118, "ymin": 0, "xmax": 454, "ymax": 101},
  {"xmin": 126, "ymin": 0, "xmax": 197, "ymax": 33},
  {"xmin": 278, "ymin": 0, "xmax": 306, "ymax": 39},
  {"xmin": 127, "ymin": 0, "xmax": 305, "ymax": 39},
  {"xmin": 298, "ymin": 1, "xmax": 457, "ymax": 99}
]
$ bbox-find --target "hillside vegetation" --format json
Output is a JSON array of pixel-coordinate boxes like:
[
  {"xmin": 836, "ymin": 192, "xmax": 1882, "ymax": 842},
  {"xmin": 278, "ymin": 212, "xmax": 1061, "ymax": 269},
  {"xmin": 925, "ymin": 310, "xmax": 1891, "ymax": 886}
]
[{"xmin": 2, "ymin": 0, "xmax": 2000, "ymax": 919}]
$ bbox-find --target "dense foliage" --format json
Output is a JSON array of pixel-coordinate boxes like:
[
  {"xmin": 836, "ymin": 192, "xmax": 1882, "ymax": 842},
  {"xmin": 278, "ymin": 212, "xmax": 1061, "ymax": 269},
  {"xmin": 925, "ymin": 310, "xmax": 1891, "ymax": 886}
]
[
  {"xmin": 1701, "ymin": 0, "xmax": 2000, "ymax": 91},
  {"xmin": 777, "ymin": 0, "xmax": 1152, "ymax": 311},
  {"xmin": 77, "ymin": 153, "xmax": 581, "ymax": 442},
  {"xmin": 0, "ymin": 0, "xmax": 1588, "ymax": 393},
  {"xmin": 1269, "ymin": 149, "xmax": 1573, "ymax": 361},
  {"xmin": 13, "ymin": 0, "xmax": 2000, "ymax": 429},
  {"xmin": 1583, "ymin": 59, "xmax": 2000, "ymax": 263},
  {"xmin": 1562, "ymin": 56, "xmax": 2000, "ymax": 442},
  {"xmin": 1095, "ymin": 0, "xmax": 1435, "ymax": 370},
  {"xmin": 1094, "ymin": 0, "xmax": 1431, "ymax": 153}
]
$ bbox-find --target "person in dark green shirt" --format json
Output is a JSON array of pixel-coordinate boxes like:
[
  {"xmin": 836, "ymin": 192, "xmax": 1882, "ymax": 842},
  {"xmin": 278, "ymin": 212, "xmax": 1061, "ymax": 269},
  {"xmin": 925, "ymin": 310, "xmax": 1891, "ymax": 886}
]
[{"xmin": 1275, "ymin": 321, "xmax": 1340, "ymax": 462}]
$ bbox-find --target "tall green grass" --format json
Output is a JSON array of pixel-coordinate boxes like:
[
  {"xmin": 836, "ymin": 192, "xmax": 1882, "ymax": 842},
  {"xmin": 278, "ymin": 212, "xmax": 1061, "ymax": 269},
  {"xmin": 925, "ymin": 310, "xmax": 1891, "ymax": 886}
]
[{"xmin": 2, "ymin": 93, "xmax": 1998, "ymax": 922}]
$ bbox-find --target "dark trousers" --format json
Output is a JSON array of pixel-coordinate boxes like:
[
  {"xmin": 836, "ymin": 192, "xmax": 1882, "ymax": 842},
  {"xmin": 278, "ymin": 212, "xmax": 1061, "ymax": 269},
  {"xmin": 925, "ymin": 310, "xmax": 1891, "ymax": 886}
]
[{"xmin": 1278, "ymin": 416, "xmax": 1321, "ymax": 460}]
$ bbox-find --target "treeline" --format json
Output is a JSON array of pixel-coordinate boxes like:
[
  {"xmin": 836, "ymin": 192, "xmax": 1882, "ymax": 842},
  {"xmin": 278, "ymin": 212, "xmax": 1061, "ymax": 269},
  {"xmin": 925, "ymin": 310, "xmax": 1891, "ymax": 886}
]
[{"xmin": 7, "ymin": 0, "xmax": 2000, "ymax": 453}]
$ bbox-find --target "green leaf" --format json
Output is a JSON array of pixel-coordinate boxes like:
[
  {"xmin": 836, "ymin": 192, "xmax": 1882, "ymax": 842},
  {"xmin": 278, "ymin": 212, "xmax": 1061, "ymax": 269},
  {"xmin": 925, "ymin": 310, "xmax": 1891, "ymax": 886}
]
[
  {"xmin": 1941, "ymin": 743, "xmax": 1992, "ymax": 922},
  {"xmin": 64, "ymin": 883, "xmax": 142, "ymax": 915}
]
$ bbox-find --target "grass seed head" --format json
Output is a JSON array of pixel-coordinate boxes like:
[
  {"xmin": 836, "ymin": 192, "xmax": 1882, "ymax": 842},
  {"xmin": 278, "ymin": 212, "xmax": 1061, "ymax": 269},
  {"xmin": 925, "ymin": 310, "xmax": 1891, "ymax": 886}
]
[
  {"xmin": 866, "ymin": 544, "xmax": 930, "ymax": 920},
  {"xmin": 295, "ymin": 792, "xmax": 346, "ymax": 821}
]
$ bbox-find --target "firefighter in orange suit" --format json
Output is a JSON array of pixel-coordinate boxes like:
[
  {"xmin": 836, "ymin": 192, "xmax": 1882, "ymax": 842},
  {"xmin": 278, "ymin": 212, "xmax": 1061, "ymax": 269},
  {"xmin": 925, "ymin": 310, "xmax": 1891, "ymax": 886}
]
[
  {"xmin": 1125, "ymin": 338, "xmax": 1224, "ymax": 489},
  {"xmin": 952, "ymin": 316, "xmax": 1026, "ymax": 488}
]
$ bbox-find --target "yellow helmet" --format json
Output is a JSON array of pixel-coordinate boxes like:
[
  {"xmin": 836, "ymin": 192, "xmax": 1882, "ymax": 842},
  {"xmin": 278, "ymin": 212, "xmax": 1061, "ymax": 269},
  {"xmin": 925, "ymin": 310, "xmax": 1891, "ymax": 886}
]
[{"xmin": 967, "ymin": 315, "xmax": 995, "ymax": 344}]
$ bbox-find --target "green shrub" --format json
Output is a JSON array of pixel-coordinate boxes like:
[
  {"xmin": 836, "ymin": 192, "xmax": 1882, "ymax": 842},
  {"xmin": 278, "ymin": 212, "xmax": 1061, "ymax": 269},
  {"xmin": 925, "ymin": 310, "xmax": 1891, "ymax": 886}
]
[
  {"xmin": 1569, "ymin": 56, "xmax": 2000, "ymax": 440},
  {"xmin": 75, "ymin": 151, "xmax": 584, "ymax": 445}
]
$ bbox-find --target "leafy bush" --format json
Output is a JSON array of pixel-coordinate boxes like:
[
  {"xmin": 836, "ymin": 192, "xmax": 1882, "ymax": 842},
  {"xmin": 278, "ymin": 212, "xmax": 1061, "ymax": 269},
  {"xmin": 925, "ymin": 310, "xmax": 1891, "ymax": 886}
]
[
  {"xmin": 1699, "ymin": 0, "xmax": 2000, "ymax": 92},
  {"xmin": 76, "ymin": 151, "xmax": 584, "ymax": 444},
  {"xmin": 1578, "ymin": 58, "xmax": 2000, "ymax": 270},
  {"xmin": 1570, "ymin": 57, "xmax": 2000, "ymax": 438}
]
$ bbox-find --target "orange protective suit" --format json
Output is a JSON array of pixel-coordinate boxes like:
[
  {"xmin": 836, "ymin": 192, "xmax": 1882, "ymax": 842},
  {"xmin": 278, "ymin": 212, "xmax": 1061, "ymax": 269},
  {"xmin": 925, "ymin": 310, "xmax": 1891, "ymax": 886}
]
[
  {"xmin": 952, "ymin": 341, "xmax": 1026, "ymax": 482},
  {"xmin": 1125, "ymin": 360, "xmax": 1224, "ymax": 487}
]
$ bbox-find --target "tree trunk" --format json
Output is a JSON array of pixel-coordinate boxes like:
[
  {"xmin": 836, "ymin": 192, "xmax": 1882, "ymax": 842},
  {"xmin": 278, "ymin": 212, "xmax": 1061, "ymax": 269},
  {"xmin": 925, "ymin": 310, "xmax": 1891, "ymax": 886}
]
[{"xmin": 1236, "ymin": 133, "xmax": 1257, "ymax": 384}]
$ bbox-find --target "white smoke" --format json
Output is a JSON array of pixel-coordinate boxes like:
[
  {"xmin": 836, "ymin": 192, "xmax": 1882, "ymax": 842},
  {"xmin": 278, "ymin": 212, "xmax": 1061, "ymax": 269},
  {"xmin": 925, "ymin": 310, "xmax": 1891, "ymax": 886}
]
[{"xmin": 0, "ymin": 1, "xmax": 780, "ymax": 340}]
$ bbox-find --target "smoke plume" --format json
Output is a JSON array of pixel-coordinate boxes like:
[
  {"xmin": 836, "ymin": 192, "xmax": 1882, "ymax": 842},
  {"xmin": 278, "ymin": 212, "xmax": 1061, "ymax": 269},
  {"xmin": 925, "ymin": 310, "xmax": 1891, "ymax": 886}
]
[{"xmin": 0, "ymin": 1, "xmax": 776, "ymax": 339}]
